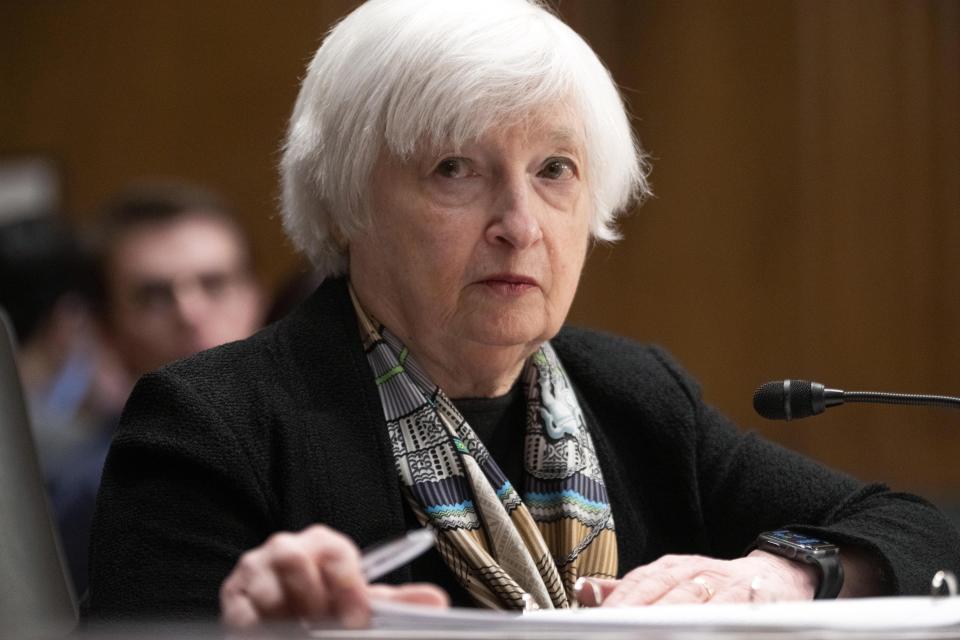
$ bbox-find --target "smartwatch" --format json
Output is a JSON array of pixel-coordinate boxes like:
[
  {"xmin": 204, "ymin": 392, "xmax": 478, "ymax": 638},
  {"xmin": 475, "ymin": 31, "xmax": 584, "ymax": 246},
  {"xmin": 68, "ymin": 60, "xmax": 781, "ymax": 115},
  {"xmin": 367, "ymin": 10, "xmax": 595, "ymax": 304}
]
[{"xmin": 752, "ymin": 529, "xmax": 844, "ymax": 599}]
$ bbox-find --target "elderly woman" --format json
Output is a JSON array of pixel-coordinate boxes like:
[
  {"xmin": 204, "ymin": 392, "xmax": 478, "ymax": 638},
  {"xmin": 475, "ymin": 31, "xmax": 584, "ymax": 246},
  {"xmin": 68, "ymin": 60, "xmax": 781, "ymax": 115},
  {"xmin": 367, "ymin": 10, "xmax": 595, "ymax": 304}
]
[{"xmin": 87, "ymin": 0, "xmax": 959, "ymax": 628}]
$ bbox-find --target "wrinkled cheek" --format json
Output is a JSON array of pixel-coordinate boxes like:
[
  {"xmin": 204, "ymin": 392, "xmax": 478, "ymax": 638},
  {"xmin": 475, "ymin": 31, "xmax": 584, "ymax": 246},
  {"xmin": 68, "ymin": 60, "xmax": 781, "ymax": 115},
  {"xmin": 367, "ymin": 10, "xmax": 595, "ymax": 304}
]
[
  {"xmin": 551, "ymin": 250, "xmax": 588, "ymax": 323},
  {"xmin": 555, "ymin": 229, "xmax": 589, "ymax": 282}
]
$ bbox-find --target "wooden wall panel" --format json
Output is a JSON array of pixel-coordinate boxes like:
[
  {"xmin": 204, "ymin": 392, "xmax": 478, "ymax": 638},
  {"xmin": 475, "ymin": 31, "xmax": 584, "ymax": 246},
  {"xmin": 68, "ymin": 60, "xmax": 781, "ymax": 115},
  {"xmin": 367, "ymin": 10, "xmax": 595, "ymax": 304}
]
[
  {"xmin": 564, "ymin": 0, "xmax": 960, "ymax": 498},
  {"xmin": 0, "ymin": 1, "xmax": 359, "ymax": 280},
  {"xmin": 2, "ymin": 1, "xmax": 958, "ymax": 499}
]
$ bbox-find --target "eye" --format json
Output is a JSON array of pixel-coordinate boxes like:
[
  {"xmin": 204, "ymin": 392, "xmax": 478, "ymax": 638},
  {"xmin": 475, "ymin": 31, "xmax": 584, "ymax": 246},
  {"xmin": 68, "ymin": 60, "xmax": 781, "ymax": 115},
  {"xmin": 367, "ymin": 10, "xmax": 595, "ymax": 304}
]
[
  {"xmin": 133, "ymin": 282, "xmax": 174, "ymax": 311},
  {"xmin": 538, "ymin": 157, "xmax": 577, "ymax": 180},
  {"xmin": 433, "ymin": 157, "xmax": 474, "ymax": 179},
  {"xmin": 199, "ymin": 272, "xmax": 232, "ymax": 299}
]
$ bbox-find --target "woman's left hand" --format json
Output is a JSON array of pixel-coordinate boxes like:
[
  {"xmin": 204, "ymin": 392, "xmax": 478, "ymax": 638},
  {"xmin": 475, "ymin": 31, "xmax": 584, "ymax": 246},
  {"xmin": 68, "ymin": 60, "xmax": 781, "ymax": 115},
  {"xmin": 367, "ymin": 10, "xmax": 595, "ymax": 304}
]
[{"xmin": 578, "ymin": 551, "xmax": 817, "ymax": 607}]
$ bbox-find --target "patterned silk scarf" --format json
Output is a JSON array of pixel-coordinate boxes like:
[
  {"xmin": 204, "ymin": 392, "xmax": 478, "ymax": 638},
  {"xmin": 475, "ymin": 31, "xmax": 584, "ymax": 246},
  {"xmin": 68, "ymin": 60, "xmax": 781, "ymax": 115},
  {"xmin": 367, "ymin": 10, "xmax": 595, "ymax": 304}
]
[{"xmin": 351, "ymin": 288, "xmax": 617, "ymax": 609}]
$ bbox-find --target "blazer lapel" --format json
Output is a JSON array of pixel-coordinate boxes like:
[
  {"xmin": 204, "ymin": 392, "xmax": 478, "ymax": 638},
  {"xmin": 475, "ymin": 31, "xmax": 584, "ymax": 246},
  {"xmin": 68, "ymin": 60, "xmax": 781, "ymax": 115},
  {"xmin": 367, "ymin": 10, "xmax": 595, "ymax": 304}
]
[{"xmin": 283, "ymin": 279, "xmax": 410, "ymax": 573}]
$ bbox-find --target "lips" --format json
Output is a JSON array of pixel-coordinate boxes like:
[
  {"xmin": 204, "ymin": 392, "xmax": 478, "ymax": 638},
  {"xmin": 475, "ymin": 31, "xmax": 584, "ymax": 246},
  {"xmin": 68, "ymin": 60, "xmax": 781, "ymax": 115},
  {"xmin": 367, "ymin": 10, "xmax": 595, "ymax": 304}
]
[
  {"xmin": 477, "ymin": 273, "xmax": 540, "ymax": 295},
  {"xmin": 481, "ymin": 273, "xmax": 538, "ymax": 286}
]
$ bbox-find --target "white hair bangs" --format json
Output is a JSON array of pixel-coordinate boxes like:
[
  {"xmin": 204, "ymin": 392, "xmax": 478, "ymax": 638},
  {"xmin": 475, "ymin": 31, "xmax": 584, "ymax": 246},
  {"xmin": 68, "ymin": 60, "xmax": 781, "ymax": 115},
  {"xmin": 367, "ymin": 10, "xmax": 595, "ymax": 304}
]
[{"xmin": 282, "ymin": 0, "xmax": 650, "ymax": 277}]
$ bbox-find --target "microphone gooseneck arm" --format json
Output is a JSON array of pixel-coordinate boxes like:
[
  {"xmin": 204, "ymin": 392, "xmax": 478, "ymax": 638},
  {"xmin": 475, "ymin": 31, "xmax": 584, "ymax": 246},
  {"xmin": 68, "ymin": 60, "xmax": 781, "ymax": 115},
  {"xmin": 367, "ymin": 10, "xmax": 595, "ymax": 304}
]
[
  {"xmin": 842, "ymin": 391, "xmax": 960, "ymax": 410},
  {"xmin": 752, "ymin": 379, "xmax": 960, "ymax": 421}
]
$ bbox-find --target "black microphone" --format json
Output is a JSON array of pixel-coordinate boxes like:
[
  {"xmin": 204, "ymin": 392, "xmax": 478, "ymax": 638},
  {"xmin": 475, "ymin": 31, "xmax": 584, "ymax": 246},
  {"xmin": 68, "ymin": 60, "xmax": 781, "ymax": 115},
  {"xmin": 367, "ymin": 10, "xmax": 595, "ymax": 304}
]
[{"xmin": 753, "ymin": 380, "xmax": 960, "ymax": 421}]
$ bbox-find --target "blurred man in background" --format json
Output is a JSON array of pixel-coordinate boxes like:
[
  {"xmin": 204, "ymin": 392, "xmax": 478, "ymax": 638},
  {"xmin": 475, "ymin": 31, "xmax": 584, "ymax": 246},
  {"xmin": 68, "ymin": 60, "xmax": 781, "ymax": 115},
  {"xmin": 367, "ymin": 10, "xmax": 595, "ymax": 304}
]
[
  {"xmin": 67, "ymin": 180, "xmax": 265, "ymax": 596},
  {"xmin": 3, "ymin": 180, "xmax": 265, "ymax": 596},
  {"xmin": 93, "ymin": 181, "xmax": 265, "ymax": 381}
]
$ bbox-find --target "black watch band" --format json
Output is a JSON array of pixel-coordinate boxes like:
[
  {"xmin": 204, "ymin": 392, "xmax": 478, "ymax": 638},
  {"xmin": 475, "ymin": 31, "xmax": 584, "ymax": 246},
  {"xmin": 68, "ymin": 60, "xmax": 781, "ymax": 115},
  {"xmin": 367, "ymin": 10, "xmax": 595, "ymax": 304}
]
[{"xmin": 752, "ymin": 530, "xmax": 844, "ymax": 599}]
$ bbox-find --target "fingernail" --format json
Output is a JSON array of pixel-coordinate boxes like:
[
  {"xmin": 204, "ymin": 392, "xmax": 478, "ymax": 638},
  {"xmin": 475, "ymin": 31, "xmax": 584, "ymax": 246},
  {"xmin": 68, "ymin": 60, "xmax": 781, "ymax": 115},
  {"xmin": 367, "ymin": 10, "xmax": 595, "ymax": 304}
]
[
  {"xmin": 573, "ymin": 577, "xmax": 604, "ymax": 607},
  {"xmin": 573, "ymin": 577, "xmax": 587, "ymax": 599}
]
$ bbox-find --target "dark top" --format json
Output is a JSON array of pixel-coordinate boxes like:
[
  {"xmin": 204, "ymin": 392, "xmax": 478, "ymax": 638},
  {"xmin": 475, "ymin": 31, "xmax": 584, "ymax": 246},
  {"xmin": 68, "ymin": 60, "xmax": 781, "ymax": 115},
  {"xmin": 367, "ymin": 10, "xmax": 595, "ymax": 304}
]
[
  {"xmin": 453, "ymin": 383, "xmax": 526, "ymax": 487},
  {"xmin": 86, "ymin": 277, "xmax": 960, "ymax": 621},
  {"xmin": 403, "ymin": 386, "xmax": 527, "ymax": 606}
]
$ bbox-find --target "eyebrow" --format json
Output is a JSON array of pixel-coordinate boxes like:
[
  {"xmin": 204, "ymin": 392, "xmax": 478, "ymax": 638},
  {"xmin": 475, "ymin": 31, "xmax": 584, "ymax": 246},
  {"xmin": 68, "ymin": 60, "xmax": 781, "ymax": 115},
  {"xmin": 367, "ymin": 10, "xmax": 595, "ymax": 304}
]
[{"xmin": 547, "ymin": 127, "xmax": 585, "ymax": 153}]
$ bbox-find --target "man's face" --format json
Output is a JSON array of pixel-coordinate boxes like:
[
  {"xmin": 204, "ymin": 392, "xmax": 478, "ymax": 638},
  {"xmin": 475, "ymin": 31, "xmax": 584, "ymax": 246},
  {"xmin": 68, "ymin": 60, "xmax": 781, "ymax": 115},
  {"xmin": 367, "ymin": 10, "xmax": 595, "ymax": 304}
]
[{"xmin": 106, "ymin": 213, "xmax": 263, "ymax": 377}]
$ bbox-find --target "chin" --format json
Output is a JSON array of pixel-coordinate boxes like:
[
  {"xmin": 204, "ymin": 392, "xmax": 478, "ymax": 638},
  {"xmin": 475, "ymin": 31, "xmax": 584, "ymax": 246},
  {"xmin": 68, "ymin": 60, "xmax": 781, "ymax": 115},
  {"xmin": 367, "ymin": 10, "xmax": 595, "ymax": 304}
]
[{"xmin": 463, "ymin": 311, "xmax": 554, "ymax": 349}]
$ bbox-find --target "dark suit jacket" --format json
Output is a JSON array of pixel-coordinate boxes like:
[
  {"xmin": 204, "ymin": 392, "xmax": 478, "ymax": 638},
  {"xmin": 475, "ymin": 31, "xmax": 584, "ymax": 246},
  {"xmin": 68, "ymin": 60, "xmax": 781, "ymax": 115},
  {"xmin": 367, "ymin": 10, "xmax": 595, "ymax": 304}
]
[{"xmin": 86, "ymin": 277, "xmax": 960, "ymax": 620}]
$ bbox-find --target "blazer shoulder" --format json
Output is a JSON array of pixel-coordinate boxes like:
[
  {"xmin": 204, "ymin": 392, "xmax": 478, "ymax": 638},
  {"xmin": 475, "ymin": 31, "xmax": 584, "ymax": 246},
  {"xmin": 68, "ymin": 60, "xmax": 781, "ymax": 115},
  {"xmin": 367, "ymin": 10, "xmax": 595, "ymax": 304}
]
[
  {"xmin": 141, "ymin": 280, "xmax": 371, "ymax": 445},
  {"xmin": 553, "ymin": 326, "xmax": 703, "ymax": 417},
  {"xmin": 159, "ymin": 321, "xmax": 287, "ymax": 400},
  {"xmin": 157, "ymin": 277, "xmax": 354, "ymax": 403}
]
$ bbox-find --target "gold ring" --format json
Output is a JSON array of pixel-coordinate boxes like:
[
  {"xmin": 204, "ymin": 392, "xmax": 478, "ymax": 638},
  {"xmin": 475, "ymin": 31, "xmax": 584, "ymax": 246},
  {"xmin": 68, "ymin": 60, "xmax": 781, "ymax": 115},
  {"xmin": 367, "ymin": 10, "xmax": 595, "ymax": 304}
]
[{"xmin": 692, "ymin": 576, "xmax": 715, "ymax": 600}]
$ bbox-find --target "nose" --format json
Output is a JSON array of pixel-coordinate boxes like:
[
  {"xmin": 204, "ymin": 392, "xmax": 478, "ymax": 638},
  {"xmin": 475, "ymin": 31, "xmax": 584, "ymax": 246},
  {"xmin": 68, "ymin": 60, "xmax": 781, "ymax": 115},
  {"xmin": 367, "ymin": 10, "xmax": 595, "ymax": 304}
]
[
  {"xmin": 485, "ymin": 176, "xmax": 543, "ymax": 249},
  {"xmin": 171, "ymin": 281, "xmax": 210, "ymax": 332}
]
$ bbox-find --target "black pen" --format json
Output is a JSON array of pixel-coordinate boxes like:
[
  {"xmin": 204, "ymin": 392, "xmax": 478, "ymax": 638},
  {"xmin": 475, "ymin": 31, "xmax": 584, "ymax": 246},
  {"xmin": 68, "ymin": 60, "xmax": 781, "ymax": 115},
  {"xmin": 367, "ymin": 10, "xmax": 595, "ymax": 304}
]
[{"xmin": 361, "ymin": 527, "xmax": 437, "ymax": 581}]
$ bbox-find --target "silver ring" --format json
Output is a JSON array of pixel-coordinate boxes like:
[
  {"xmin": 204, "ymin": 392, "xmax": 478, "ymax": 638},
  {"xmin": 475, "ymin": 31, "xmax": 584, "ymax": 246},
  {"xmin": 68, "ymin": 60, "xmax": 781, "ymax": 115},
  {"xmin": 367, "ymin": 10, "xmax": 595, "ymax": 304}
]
[
  {"xmin": 749, "ymin": 576, "xmax": 762, "ymax": 604},
  {"xmin": 932, "ymin": 570, "xmax": 958, "ymax": 597},
  {"xmin": 692, "ymin": 576, "xmax": 715, "ymax": 600}
]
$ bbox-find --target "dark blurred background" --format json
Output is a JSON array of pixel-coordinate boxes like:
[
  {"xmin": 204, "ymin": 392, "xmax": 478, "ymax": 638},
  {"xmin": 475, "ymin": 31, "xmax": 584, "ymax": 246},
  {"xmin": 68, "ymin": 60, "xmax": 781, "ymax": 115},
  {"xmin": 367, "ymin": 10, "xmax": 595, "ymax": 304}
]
[{"xmin": 2, "ymin": 1, "xmax": 958, "ymax": 510}]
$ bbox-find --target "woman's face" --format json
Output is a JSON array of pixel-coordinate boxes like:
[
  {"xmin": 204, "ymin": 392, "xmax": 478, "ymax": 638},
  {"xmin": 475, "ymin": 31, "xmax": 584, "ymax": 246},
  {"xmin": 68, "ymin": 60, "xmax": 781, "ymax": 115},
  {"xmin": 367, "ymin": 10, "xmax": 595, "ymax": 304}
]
[{"xmin": 349, "ymin": 107, "xmax": 592, "ymax": 386}]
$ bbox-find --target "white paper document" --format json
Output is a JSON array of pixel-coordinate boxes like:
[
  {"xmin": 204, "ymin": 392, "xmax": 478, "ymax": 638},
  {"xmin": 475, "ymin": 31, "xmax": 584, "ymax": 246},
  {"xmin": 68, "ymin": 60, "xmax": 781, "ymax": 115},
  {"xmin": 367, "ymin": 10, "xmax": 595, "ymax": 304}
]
[{"xmin": 357, "ymin": 596, "xmax": 960, "ymax": 635}]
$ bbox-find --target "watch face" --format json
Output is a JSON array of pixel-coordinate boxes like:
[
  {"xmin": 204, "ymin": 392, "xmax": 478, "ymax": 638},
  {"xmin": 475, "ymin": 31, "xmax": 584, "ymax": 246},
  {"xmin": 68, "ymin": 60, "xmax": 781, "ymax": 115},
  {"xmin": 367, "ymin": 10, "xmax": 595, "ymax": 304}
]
[{"xmin": 761, "ymin": 530, "xmax": 839, "ymax": 557}]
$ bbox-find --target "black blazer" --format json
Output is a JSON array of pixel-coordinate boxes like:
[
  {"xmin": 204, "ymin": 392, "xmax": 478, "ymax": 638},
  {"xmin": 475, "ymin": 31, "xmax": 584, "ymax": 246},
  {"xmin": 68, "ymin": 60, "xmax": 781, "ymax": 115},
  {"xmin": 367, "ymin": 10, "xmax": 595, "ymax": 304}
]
[{"xmin": 87, "ymin": 277, "xmax": 960, "ymax": 620}]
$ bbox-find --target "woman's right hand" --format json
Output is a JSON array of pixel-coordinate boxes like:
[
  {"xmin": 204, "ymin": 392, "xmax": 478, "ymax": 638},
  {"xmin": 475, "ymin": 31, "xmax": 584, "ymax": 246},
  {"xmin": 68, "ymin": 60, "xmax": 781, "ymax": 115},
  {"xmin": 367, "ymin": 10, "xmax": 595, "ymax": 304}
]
[{"xmin": 220, "ymin": 524, "xmax": 448, "ymax": 629}]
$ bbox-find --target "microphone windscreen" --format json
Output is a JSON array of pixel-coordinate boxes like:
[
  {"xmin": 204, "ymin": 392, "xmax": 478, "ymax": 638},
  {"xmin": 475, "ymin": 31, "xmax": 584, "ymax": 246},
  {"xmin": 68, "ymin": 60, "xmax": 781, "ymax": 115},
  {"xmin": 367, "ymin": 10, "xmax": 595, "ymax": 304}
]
[
  {"xmin": 753, "ymin": 381, "xmax": 788, "ymax": 419},
  {"xmin": 753, "ymin": 380, "xmax": 816, "ymax": 420}
]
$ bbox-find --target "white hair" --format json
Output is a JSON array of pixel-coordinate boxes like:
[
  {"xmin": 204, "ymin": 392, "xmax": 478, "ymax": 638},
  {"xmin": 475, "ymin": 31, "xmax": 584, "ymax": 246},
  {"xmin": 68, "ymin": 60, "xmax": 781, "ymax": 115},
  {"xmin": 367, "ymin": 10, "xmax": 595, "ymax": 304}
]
[{"xmin": 281, "ymin": 0, "xmax": 650, "ymax": 278}]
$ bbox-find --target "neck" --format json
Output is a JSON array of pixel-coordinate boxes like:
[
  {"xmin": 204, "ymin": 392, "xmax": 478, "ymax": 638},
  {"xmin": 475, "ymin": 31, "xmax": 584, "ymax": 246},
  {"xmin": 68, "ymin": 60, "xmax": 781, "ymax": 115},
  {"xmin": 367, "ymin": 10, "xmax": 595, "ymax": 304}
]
[
  {"xmin": 348, "ymin": 279, "xmax": 541, "ymax": 398},
  {"xmin": 407, "ymin": 339, "xmax": 531, "ymax": 398}
]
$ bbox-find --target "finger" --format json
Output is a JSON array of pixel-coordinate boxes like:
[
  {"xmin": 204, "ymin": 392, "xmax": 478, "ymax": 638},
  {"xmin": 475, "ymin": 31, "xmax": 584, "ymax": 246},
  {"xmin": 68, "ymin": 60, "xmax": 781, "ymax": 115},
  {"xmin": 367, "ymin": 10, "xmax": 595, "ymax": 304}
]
[
  {"xmin": 603, "ymin": 571, "xmax": 680, "ymax": 607},
  {"xmin": 573, "ymin": 577, "xmax": 618, "ymax": 607},
  {"xmin": 653, "ymin": 576, "xmax": 716, "ymax": 605},
  {"xmin": 221, "ymin": 552, "xmax": 260, "ymax": 627},
  {"xmin": 269, "ymin": 535, "xmax": 330, "ymax": 620},
  {"xmin": 707, "ymin": 583, "xmax": 754, "ymax": 604},
  {"xmin": 620, "ymin": 554, "xmax": 704, "ymax": 582},
  {"xmin": 368, "ymin": 583, "xmax": 450, "ymax": 608},
  {"xmin": 322, "ymin": 554, "xmax": 369, "ymax": 626},
  {"xmin": 225, "ymin": 526, "xmax": 371, "ymax": 627},
  {"xmin": 269, "ymin": 526, "xmax": 369, "ymax": 622},
  {"xmin": 297, "ymin": 525, "xmax": 365, "ymax": 596},
  {"xmin": 606, "ymin": 555, "xmax": 730, "ymax": 607},
  {"xmin": 262, "ymin": 530, "xmax": 346, "ymax": 619},
  {"xmin": 221, "ymin": 547, "xmax": 291, "ymax": 620},
  {"xmin": 614, "ymin": 554, "xmax": 711, "ymax": 593},
  {"xmin": 294, "ymin": 528, "xmax": 370, "ymax": 628},
  {"xmin": 710, "ymin": 577, "xmax": 770, "ymax": 604},
  {"xmin": 326, "ymin": 573, "xmax": 370, "ymax": 630},
  {"xmin": 220, "ymin": 580, "xmax": 261, "ymax": 629},
  {"xmin": 242, "ymin": 562, "xmax": 289, "ymax": 616}
]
